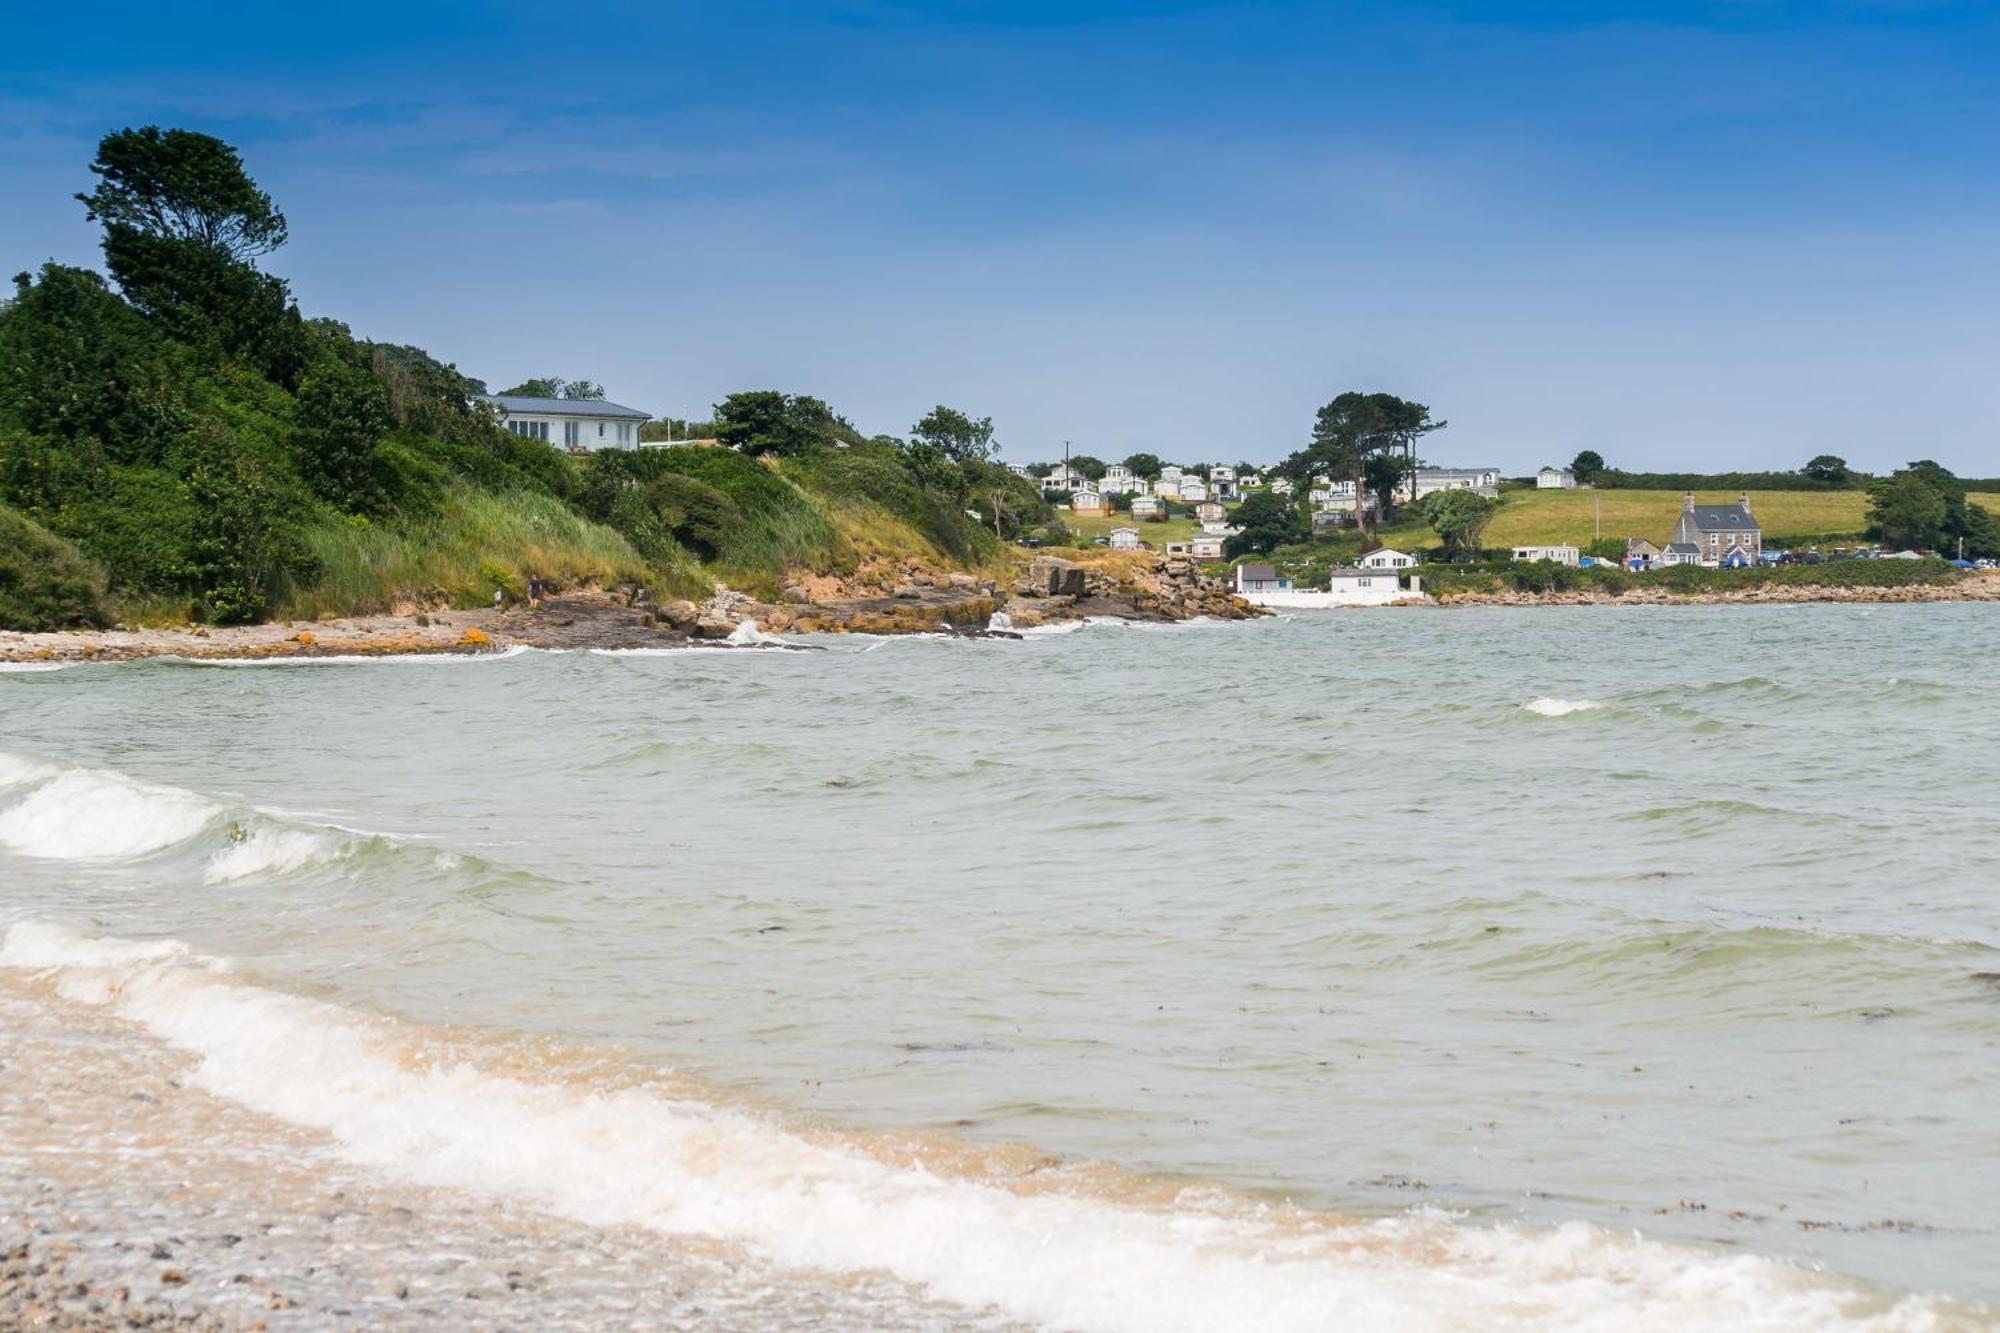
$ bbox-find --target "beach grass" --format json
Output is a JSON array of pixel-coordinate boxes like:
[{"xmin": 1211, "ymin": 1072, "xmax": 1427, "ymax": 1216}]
[{"xmin": 280, "ymin": 488, "xmax": 654, "ymax": 619}]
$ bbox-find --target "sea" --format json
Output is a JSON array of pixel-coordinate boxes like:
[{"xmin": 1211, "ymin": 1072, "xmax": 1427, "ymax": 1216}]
[{"xmin": 2, "ymin": 604, "xmax": 1996, "ymax": 1331}]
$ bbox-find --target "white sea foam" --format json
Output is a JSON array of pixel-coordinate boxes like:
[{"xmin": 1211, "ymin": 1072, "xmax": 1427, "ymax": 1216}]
[
  {"xmin": 0, "ymin": 660, "xmax": 76, "ymax": 672},
  {"xmin": 204, "ymin": 826, "xmax": 345, "ymax": 883},
  {"xmin": 179, "ymin": 644, "xmax": 531, "ymax": 666},
  {"xmin": 0, "ymin": 922, "xmax": 1942, "ymax": 1333},
  {"xmin": 1523, "ymin": 697, "xmax": 1604, "ymax": 717},
  {"xmin": 0, "ymin": 752, "xmax": 55, "ymax": 790},
  {"xmin": 0, "ymin": 767, "xmax": 219, "ymax": 860}
]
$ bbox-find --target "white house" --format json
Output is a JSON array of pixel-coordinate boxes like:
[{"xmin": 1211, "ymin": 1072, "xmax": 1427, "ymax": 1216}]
[
  {"xmin": 1159, "ymin": 465, "xmax": 1185, "ymax": 485},
  {"xmin": 480, "ymin": 394, "xmax": 651, "ymax": 451},
  {"xmin": 1130, "ymin": 494, "xmax": 1168, "ymax": 521},
  {"xmin": 1359, "ymin": 547, "xmax": 1417, "ymax": 570},
  {"xmin": 1070, "ymin": 487, "xmax": 1107, "ymax": 516},
  {"xmin": 1268, "ymin": 476, "xmax": 1295, "ymax": 496},
  {"xmin": 1042, "ymin": 464, "xmax": 1083, "ymax": 491},
  {"xmin": 1405, "ymin": 467, "xmax": 1501, "ymax": 500},
  {"xmin": 1209, "ymin": 465, "xmax": 1239, "ymax": 500},
  {"xmin": 1178, "ymin": 479, "xmax": 1209, "ymax": 504},
  {"xmin": 1108, "ymin": 526, "xmax": 1142, "ymax": 550},
  {"xmin": 1234, "ymin": 562, "xmax": 1288, "ymax": 594},
  {"xmin": 1325, "ymin": 568, "xmax": 1419, "ymax": 605},
  {"xmin": 1200, "ymin": 519, "xmax": 1238, "ymax": 536},
  {"xmin": 1513, "ymin": 544, "xmax": 1581, "ymax": 566},
  {"xmin": 1100, "ymin": 464, "xmax": 1136, "ymax": 496},
  {"xmin": 1193, "ymin": 499, "xmax": 1226, "ymax": 522},
  {"xmin": 1537, "ymin": 466, "xmax": 1577, "ymax": 490},
  {"xmin": 1187, "ymin": 531, "xmax": 1226, "ymax": 560},
  {"xmin": 1007, "ymin": 462, "xmax": 1031, "ymax": 478}
]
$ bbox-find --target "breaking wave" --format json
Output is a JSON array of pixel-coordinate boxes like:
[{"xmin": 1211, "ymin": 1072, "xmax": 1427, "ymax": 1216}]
[
  {"xmin": 1523, "ymin": 697, "xmax": 1603, "ymax": 717},
  {"xmin": 0, "ymin": 750, "xmax": 372, "ymax": 882},
  {"xmin": 0, "ymin": 921, "xmax": 1952, "ymax": 1333}
]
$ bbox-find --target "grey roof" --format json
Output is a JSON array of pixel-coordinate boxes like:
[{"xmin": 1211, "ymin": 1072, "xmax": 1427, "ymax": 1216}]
[
  {"xmin": 1665, "ymin": 542, "xmax": 1700, "ymax": 554},
  {"xmin": 1237, "ymin": 563, "xmax": 1279, "ymax": 581},
  {"xmin": 1689, "ymin": 505, "xmax": 1758, "ymax": 531},
  {"xmin": 1328, "ymin": 566, "xmax": 1390, "ymax": 579},
  {"xmin": 479, "ymin": 394, "xmax": 651, "ymax": 420}
]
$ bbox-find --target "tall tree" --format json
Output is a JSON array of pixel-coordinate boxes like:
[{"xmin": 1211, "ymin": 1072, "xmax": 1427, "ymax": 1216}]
[
  {"xmin": 1122, "ymin": 452, "xmax": 1164, "ymax": 480},
  {"xmin": 77, "ymin": 127, "xmax": 304, "ymax": 382},
  {"xmin": 1802, "ymin": 454, "xmax": 1852, "ymax": 485},
  {"xmin": 1570, "ymin": 449, "xmax": 1606, "ymax": 484},
  {"xmin": 910, "ymin": 405, "xmax": 997, "ymax": 463},
  {"xmin": 1068, "ymin": 454, "xmax": 1107, "ymax": 482},
  {"xmin": 1285, "ymin": 392, "xmax": 1444, "ymax": 538}
]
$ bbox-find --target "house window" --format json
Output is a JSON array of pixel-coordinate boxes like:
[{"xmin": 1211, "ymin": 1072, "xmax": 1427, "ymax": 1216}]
[
  {"xmin": 509, "ymin": 420, "xmax": 550, "ymax": 442},
  {"xmin": 564, "ymin": 421, "xmax": 580, "ymax": 447}
]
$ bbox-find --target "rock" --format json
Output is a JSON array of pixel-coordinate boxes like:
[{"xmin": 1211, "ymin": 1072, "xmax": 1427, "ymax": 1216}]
[
  {"xmin": 891, "ymin": 584, "xmax": 921, "ymax": 599},
  {"xmin": 1026, "ymin": 556, "xmax": 1086, "ymax": 598},
  {"xmin": 946, "ymin": 572, "xmax": 977, "ymax": 589},
  {"xmin": 693, "ymin": 615, "xmax": 735, "ymax": 639},
  {"xmin": 656, "ymin": 600, "xmax": 699, "ymax": 630},
  {"xmin": 780, "ymin": 584, "xmax": 811, "ymax": 604}
]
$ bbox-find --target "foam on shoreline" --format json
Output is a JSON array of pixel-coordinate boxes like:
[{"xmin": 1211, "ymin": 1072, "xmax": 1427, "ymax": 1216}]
[{"xmin": 0, "ymin": 920, "xmax": 1954, "ymax": 1333}]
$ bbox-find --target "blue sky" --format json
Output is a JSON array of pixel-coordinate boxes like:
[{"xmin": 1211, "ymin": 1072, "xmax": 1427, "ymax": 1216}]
[{"xmin": 4, "ymin": 1, "xmax": 1997, "ymax": 471}]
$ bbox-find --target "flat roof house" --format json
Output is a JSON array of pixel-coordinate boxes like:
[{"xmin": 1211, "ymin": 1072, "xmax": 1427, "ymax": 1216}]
[
  {"xmin": 1537, "ymin": 466, "xmax": 1577, "ymax": 490},
  {"xmin": 479, "ymin": 395, "xmax": 651, "ymax": 452},
  {"xmin": 1513, "ymin": 544, "xmax": 1581, "ymax": 566}
]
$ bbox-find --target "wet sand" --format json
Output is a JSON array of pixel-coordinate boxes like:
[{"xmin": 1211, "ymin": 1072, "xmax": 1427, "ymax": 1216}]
[{"xmin": 0, "ymin": 975, "xmax": 1021, "ymax": 1331}]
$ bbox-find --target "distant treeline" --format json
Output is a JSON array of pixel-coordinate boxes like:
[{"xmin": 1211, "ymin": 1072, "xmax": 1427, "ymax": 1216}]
[{"xmin": 1591, "ymin": 470, "xmax": 1861, "ymax": 492}]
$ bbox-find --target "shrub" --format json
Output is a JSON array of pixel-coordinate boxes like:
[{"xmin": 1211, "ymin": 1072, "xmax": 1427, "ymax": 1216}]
[{"xmin": 0, "ymin": 505, "xmax": 109, "ymax": 629}]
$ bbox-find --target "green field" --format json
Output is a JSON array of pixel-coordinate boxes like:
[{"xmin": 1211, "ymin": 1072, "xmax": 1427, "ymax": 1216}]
[
  {"xmin": 1060, "ymin": 510, "xmax": 1206, "ymax": 547},
  {"xmin": 1483, "ymin": 489, "xmax": 1872, "ymax": 548}
]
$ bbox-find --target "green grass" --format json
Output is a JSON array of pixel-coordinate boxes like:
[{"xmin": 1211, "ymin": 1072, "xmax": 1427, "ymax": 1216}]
[
  {"xmin": 280, "ymin": 487, "xmax": 658, "ymax": 619},
  {"xmin": 1483, "ymin": 489, "xmax": 1871, "ymax": 549}
]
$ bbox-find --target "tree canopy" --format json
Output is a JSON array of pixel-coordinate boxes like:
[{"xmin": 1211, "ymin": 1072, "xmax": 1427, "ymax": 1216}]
[
  {"xmin": 1068, "ymin": 454, "xmax": 1107, "ymax": 482},
  {"xmin": 1803, "ymin": 454, "xmax": 1851, "ymax": 485},
  {"xmin": 1121, "ymin": 452, "xmax": 1164, "ymax": 480},
  {"xmin": 1866, "ymin": 461, "xmax": 1998, "ymax": 556},
  {"xmin": 714, "ymin": 391, "xmax": 839, "ymax": 458},
  {"xmin": 498, "ymin": 377, "xmax": 605, "ymax": 400},
  {"xmin": 78, "ymin": 127, "xmax": 288, "ymax": 262},
  {"xmin": 910, "ymin": 405, "xmax": 996, "ymax": 463},
  {"xmin": 1570, "ymin": 449, "xmax": 1606, "ymax": 484},
  {"xmin": 1280, "ymin": 391, "xmax": 1444, "ymax": 535},
  {"xmin": 1222, "ymin": 490, "xmax": 1303, "ymax": 558},
  {"xmin": 1420, "ymin": 489, "xmax": 1497, "ymax": 561}
]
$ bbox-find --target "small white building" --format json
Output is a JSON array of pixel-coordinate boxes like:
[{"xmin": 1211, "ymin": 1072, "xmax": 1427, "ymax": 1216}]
[
  {"xmin": 1159, "ymin": 465, "xmax": 1185, "ymax": 485},
  {"xmin": 1268, "ymin": 475, "xmax": 1294, "ymax": 496},
  {"xmin": 1325, "ymin": 568, "xmax": 1418, "ymax": 605},
  {"xmin": 1100, "ymin": 464, "xmax": 1136, "ymax": 496},
  {"xmin": 1193, "ymin": 499, "xmax": 1226, "ymax": 522},
  {"xmin": 1537, "ymin": 466, "xmax": 1577, "ymax": 490},
  {"xmin": 1359, "ymin": 547, "xmax": 1417, "ymax": 571},
  {"xmin": 1178, "ymin": 479, "xmax": 1209, "ymax": 504},
  {"xmin": 1209, "ymin": 465, "xmax": 1239, "ymax": 500},
  {"xmin": 1513, "ymin": 544, "xmax": 1581, "ymax": 566},
  {"xmin": 1042, "ymin": 464, "xmax": 1083, "ymax": 492},
  {"xmin": 1108, "ymin": 526, "xmax": 1142, "ymax": 550},
  {"xmin": 1234, "ymin": 562, "xmax": 1288, "ymax": 594},
  {"xmin": 1130, "ymin": 494, "xmax": 1167, "ymax": 521},
  {"xmin": 480, "ymin": 395, "xmax": 651, "ymax": 451},
  {"xmin": 1070, "ymin": 487, "xmax": 1106, "ymax": 516},
  {"xmin": 1200, "ymin": 519, "xmax": 1238, "ymax": 536},
  {"xmin": 1007, "ymin": 462, "xmax": 1031, "ymax": 478},
  {"xmin": 1186, "ymin": 532, "xmax": 1226, "ymax": 560}
]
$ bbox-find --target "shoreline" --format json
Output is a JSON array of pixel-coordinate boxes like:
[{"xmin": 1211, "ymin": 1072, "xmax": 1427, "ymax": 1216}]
[{"xmin": 8, "ymin": 570, "xmax": 1994, "ymax": 665}]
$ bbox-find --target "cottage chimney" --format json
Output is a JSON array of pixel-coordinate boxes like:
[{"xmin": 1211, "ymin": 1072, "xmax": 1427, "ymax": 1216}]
[
  {"xmin": 1739, "ymin": 491, "xmax": 1750, "ymax": 511},
  {"xmin": 1683, "ymin": 491, "xmax": 1695, "ymax": 512}
]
